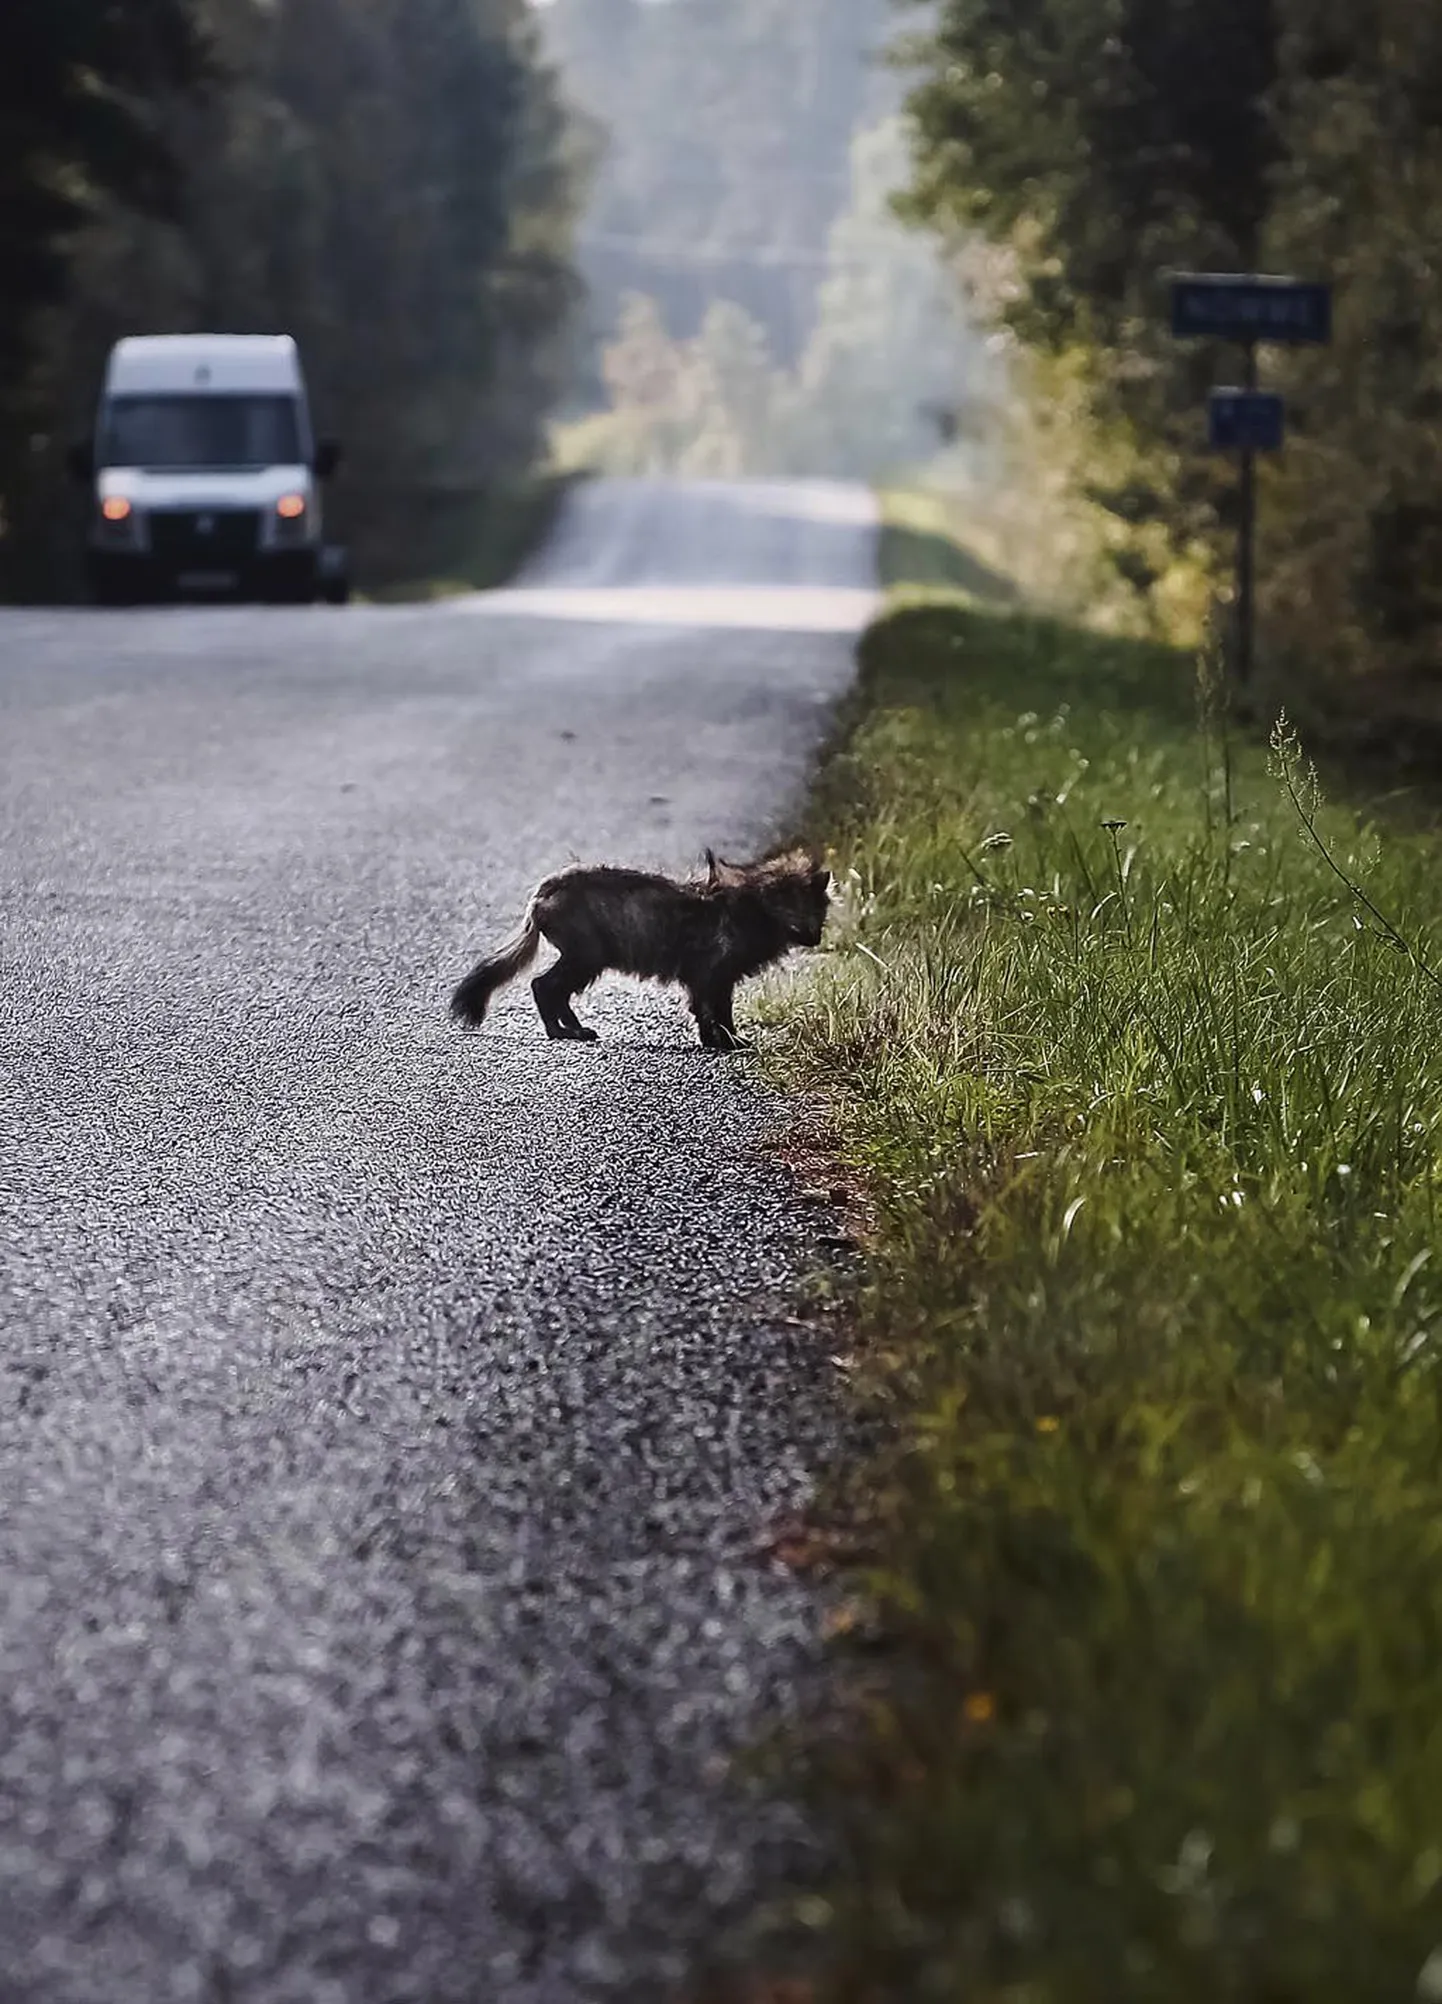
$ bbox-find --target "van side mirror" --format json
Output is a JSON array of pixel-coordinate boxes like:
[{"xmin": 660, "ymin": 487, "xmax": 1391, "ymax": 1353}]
[
  {"xmin": 314, "ymin": 438, "xmax": 342, "ymax": 480},
  {"xmin": 67, "ymin": 441, "xmax": 95, "ymax": 484}
]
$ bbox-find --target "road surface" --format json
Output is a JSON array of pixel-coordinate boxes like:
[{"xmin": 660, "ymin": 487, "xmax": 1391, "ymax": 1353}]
[{"xmin": 0, "ymin": 479, "xmax": 879, "ymax": 2004}]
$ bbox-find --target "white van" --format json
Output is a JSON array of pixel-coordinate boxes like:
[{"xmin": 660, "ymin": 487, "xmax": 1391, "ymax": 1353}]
[{"xmin": 73, "ymin": 334, "xmax": 348, "ymax": 606}]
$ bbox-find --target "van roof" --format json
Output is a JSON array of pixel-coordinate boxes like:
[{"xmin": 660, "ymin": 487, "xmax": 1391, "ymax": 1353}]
[{"xmin": 104, "ymin": 335, "xmax": 304, "ymax": 396}]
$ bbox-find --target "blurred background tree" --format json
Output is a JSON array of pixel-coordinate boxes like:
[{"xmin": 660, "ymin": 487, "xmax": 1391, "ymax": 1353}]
[
  {"xmin": 537, "ymin": 0, "xmax": 997, "ymax": 487},
  {"xmin": 541, "ymin": 0, "xmax": 890, "ymax": 377},
  {"xmin": 0, "ymin": 0, "xmax": 205, "ymax": 585}
]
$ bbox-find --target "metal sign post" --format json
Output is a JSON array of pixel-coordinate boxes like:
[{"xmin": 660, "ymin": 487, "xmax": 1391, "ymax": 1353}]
[
  {"xmin": 1225, "ymin": 348, "xmax": 1269, "ymax": 689},
  {"xmin": 1171, "ymin": 274, "xmax": 1333, "ymax": 691}
]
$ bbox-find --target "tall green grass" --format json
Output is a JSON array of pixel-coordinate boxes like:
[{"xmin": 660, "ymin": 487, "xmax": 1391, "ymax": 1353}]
[{"xmin": 782, "ymin": 599, "xmax": 1442, "ymax": 2002}]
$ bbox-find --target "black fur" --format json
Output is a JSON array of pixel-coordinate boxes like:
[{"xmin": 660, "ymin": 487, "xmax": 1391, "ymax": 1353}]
[{"xmin": 449, "ymin": 849, "xmax": 831, "ymax": 1049}]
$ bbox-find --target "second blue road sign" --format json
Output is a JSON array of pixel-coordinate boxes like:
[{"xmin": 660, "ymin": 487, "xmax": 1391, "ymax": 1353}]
[{"xmin": 1208, "ymin": 389, "xmax": 1286, "ymax": 454}]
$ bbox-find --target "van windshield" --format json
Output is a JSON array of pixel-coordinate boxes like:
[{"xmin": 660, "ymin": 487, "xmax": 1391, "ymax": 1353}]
[{"xmin": 101, "ymin": 394, "xmax": 303, "ymax": 471}]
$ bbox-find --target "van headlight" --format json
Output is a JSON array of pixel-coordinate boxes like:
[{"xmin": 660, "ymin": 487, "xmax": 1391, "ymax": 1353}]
[
  {"xmin": 96, "ymin": 496, "xmax": 142, "ymax": 547},
  {"xmin": 273, "ymin": 493, "xmax": 309, "ymax": 542}
]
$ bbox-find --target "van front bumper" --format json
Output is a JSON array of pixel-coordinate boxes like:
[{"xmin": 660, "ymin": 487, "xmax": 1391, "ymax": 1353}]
[{"xmin": 87, "ymin": 545, "xmax": 320, "ymax": 605}]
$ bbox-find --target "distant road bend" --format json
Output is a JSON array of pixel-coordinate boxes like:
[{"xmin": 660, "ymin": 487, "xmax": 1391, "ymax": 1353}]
[{"xmin": 0, "ymin": 479, "xmax": 879, "ymax": 2003}]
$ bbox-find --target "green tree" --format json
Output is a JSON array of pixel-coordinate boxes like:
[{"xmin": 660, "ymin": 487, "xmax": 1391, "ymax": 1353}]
[
  {"xmin": 0, "ymin": 0, "xmax": 206, "ymax": 574},
  {"xmin": 590, "ymin": 291, "xmax": 690, "ymax": 471},
  {"xmin": 0, "ymin": 0, "xmax": 204, "ymax": 379},
  {"xmin": 906, "ymin": 0, "xmax": 1279, "ymax": 343},
  {"xmin": 904, "ymin": 0, "xmax": 1442, "ymax": 710},
  {"xmin": 1263, "ymin": 0, "xmax": 1442, "ymax": 691},
  {"xmin": 4, "ymin": 0, "xmax": 581, "ymax": 596},
  {"xmin": 541, "ymin": 0, "xmax": 895, "ymax": 369},
  {"xmin": 565, "ymin": 118, "xmax": 994, "ymax": 486},
  {"xmin": 786, "ymin": 119, "xmax": 994, "ymax": 481},
  {"xmin": 904, "ymin": 0, "xmax": 1283, "ymax": 611},
  {"xmin": 678, "ymin": 301, "xmax": 781, "ymax": 477}
]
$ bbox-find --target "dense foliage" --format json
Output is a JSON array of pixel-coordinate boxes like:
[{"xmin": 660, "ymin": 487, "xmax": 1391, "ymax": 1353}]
[
  {"xmin": 904, "ymin": 0, "xmax": 1442, "ymax": 730},
  {"xmin": 1, "ymin": 0, "xmax": 579, "ymax": 597},
  {"xmin": 0, "ymin": 0, "xmax": 204, "ymax": 569}
]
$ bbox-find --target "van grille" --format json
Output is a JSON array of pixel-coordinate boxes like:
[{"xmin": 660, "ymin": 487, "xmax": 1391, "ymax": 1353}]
[{"xmin": 149, "ymin": 508, "xmax": 261, "ymax": 566}]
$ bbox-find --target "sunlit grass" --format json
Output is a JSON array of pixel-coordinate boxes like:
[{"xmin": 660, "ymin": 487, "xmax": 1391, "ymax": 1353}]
[{"xmin": 776, "ymin": 594, "xmax": 1442, "ymax": 2002}]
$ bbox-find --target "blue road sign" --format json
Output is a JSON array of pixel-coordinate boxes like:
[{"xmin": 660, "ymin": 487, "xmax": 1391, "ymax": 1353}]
[
  {"xmin": 1172, "ymin": 274, "xmax": 1332, "ymax": 345},
  {"xmin": 1209, "ymin": 389, "xmax": 1285, "ymax": 453}
]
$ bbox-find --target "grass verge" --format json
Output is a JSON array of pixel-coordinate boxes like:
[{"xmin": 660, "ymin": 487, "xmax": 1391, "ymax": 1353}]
[
  {"xmin": 771, "ymin": 528, "xmax": 1442, "ymax": 2000},
  {"xmin": 872, "ymin": 486, "xmax": 1022, "ymax": 608},
  {"xmin": 359, "ymin": 469, "xmax": 580, "ymax": 603}
]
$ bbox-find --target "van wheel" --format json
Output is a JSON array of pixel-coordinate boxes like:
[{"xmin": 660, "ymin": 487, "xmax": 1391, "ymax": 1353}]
[{"xmin": 318, "ymin": 546, "xmax": 350, "ymax": 605}]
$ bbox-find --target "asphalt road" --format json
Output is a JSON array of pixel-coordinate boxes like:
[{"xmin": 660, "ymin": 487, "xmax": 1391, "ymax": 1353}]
[{"xmin": 0, "ymin": 479, "xmax": 879, "ymax": 2004}]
